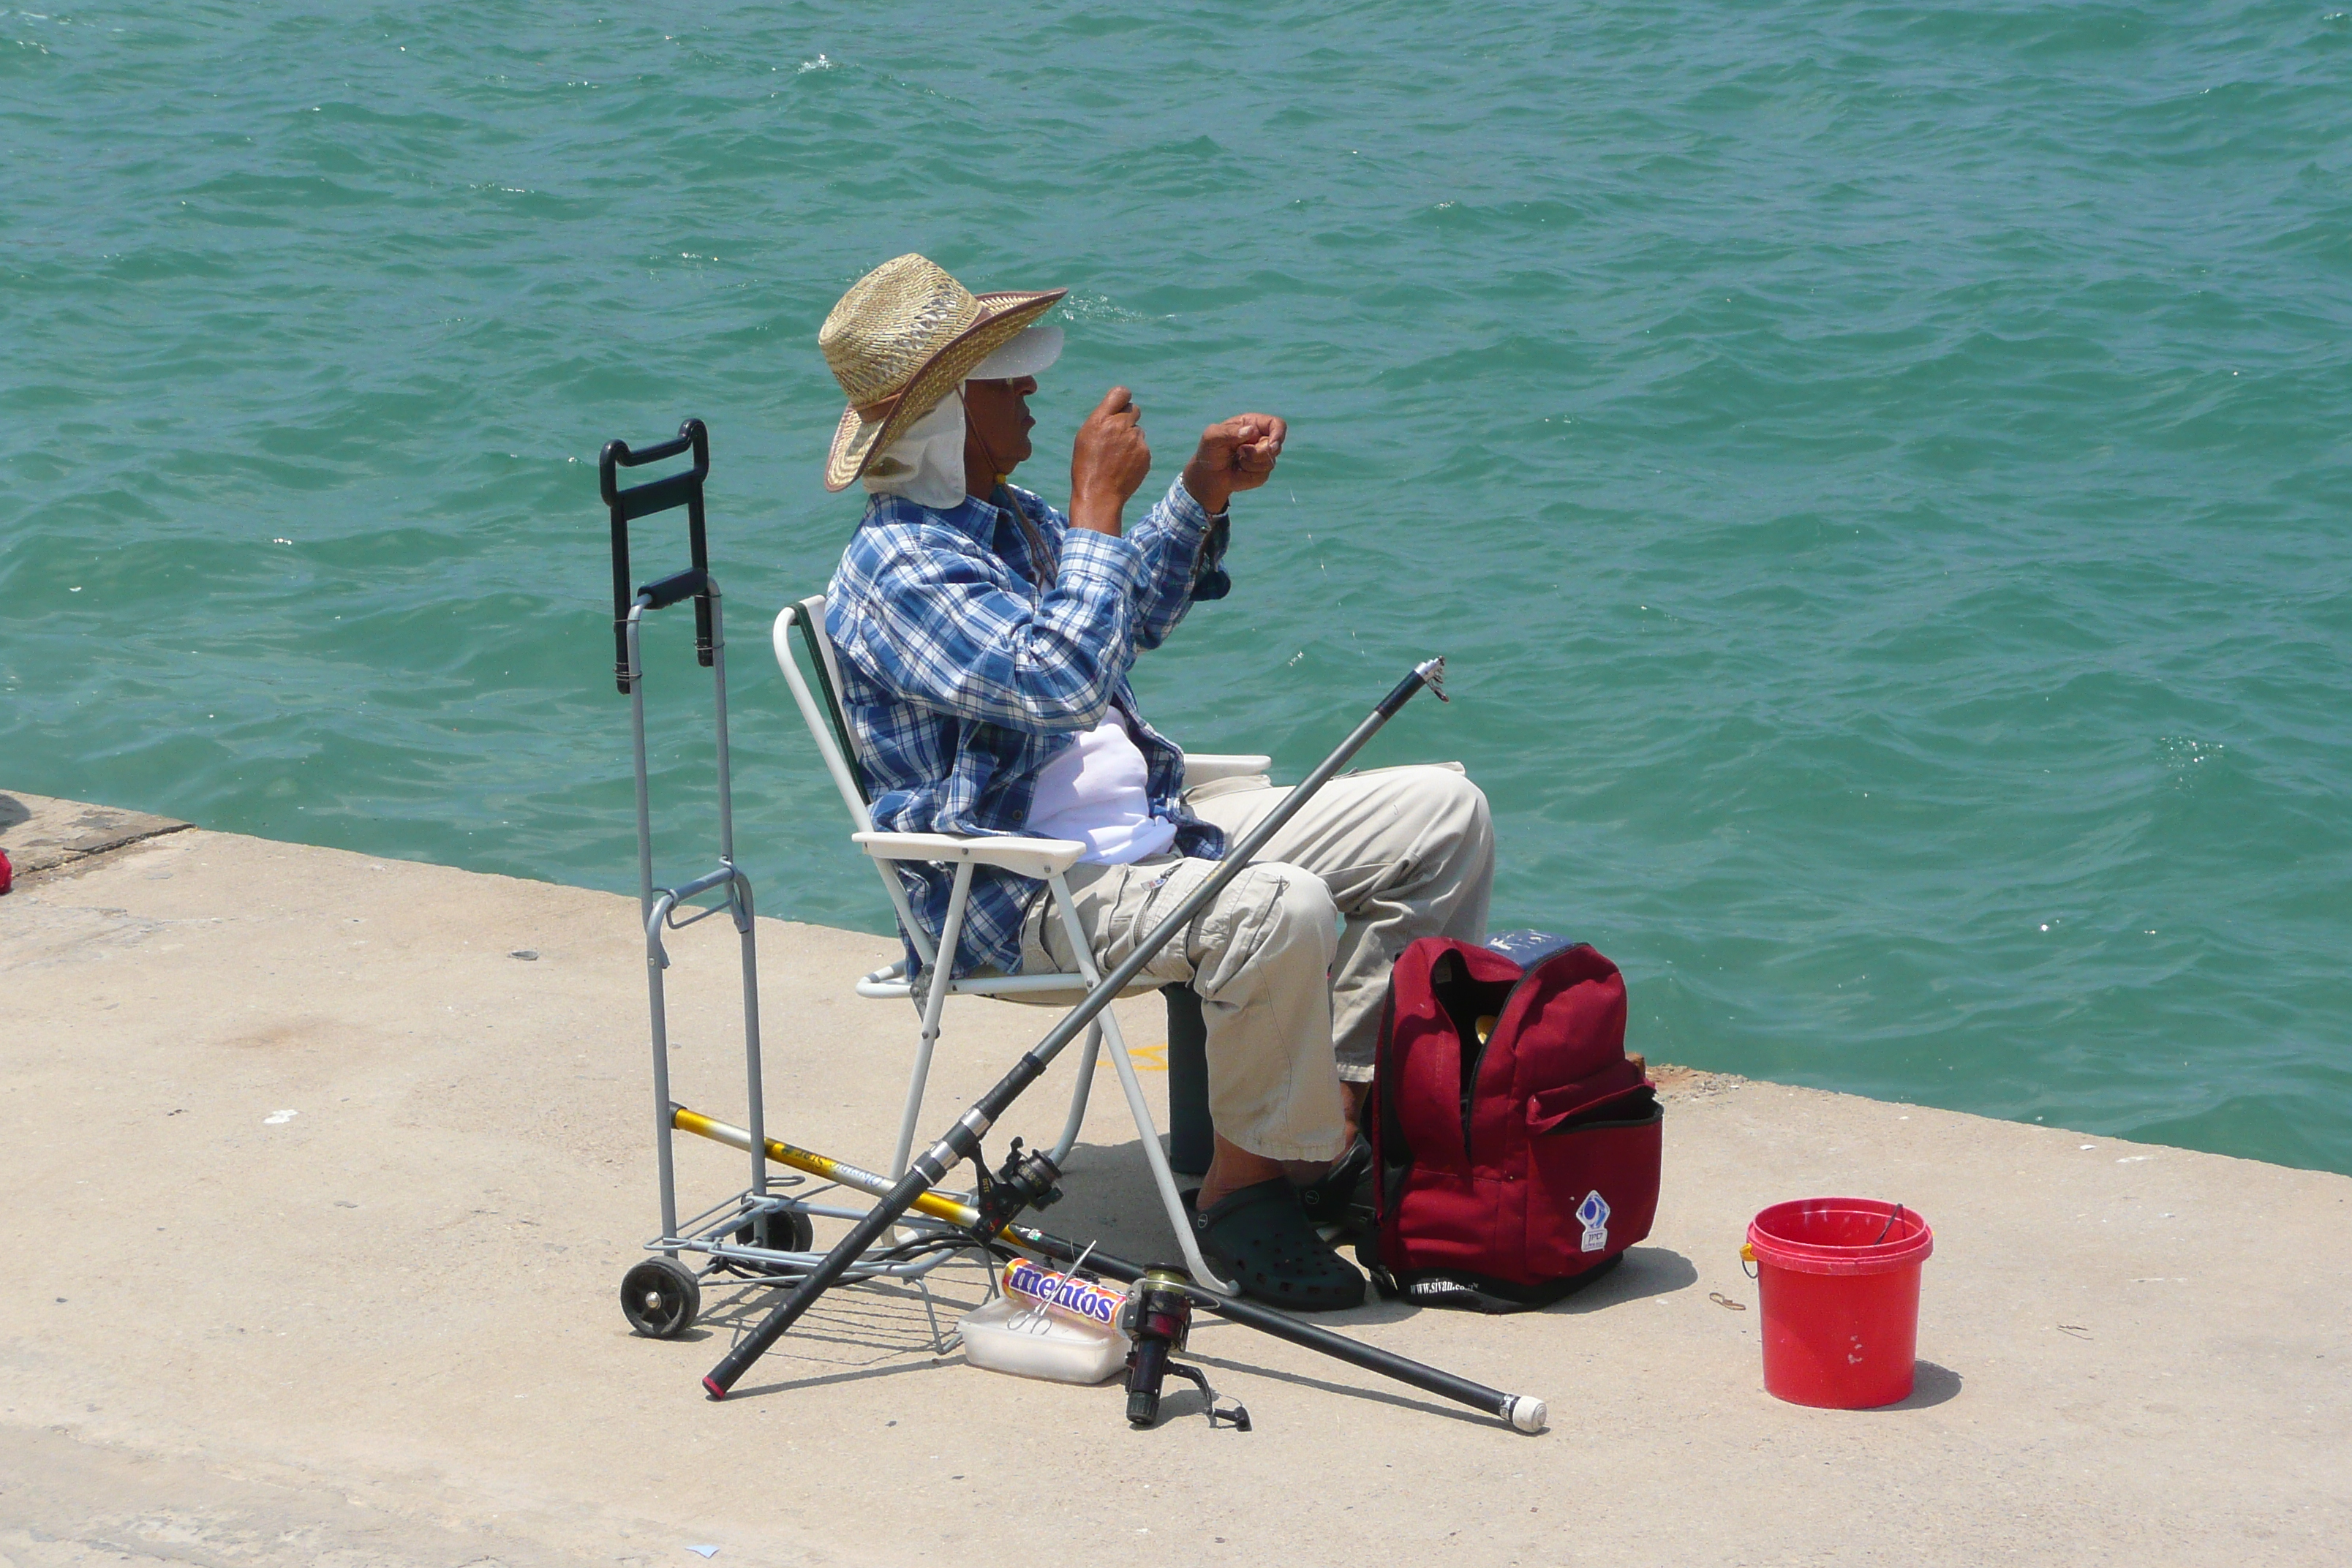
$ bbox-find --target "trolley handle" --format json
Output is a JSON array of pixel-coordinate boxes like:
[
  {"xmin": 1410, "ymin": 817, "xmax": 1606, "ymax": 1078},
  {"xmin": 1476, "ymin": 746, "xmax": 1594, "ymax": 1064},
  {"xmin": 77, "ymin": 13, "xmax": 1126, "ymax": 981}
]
[
  {"xmin": 600, "ymin": 418, "xmax": 714, "ymax": 692},
  {"xmin": 637, "ymin": 568, "xmax": 708, "ymax": 612}
]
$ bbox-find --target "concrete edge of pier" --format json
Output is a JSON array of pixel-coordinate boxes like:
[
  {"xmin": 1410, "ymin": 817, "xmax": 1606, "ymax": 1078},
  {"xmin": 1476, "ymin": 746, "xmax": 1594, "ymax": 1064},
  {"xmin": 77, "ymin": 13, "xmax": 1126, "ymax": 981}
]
[{"xmin": 3, "ymin": 794, "xmax": 2345, "ymax": 1566}]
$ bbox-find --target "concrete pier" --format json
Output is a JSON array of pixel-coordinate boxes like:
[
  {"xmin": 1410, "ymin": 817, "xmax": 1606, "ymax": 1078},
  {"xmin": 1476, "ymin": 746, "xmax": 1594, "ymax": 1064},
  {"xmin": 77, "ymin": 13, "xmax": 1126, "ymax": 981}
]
[{"xmin": 2, "ymin": 796, "xmax": 2347, "ymax": 1565}]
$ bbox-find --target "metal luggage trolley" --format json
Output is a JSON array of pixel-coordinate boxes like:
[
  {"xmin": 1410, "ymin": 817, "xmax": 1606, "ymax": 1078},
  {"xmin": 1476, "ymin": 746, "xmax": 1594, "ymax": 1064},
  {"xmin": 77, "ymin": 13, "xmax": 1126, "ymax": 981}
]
[{"xmin": 603, "ymin": 418, "xmax": 970, "ymax": 1346}]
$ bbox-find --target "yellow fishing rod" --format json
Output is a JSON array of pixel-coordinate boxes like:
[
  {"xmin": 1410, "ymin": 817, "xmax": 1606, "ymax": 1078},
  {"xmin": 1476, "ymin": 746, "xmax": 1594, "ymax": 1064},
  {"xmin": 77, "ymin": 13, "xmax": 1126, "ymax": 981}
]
[
  {"xmin": 671, "ymin": 1104, "xmax": 987, "ymax": 1230},
  {"xmin": 668, "ymin": 1102, "xmax": 1547, "ymax": 1432}
]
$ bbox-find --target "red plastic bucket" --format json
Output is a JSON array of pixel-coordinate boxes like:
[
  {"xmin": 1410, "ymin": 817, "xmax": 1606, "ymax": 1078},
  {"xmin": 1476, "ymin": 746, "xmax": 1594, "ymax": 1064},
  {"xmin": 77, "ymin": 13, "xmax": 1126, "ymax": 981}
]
[{"xmin": 1746, "ymin": 1198, "xmax": 1932, "ymax": 1409}]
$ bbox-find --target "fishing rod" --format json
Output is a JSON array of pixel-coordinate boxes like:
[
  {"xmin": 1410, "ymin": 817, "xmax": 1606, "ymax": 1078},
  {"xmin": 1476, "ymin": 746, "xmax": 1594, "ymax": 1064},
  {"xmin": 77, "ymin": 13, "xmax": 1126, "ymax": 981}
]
[
  {"xmin": 671, "ymin": 1104, "xmax": 1548, "ymax": 1432},
  {"xmin": 1009, "ymin": 1229, "xmax": 1548, "ymax": 1433},
  {"xmin": 702, "ymin": 657, "xmax": 1452, "ymax": 1399}
]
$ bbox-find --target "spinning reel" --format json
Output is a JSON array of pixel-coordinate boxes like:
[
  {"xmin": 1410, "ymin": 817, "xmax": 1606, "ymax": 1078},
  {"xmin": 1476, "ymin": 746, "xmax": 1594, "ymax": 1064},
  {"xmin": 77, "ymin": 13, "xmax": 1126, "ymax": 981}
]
[{"xmin": 1119, "ymin": 1267, "xmax": 1249, "ymax": 1431}]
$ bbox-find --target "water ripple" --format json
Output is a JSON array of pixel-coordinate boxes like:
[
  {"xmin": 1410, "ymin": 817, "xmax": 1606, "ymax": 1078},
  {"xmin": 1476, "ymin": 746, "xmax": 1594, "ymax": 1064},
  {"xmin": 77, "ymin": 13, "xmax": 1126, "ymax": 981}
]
[{"xmin": 4, "ymin": 0, "xmax": 2349, "ymax": 1172}]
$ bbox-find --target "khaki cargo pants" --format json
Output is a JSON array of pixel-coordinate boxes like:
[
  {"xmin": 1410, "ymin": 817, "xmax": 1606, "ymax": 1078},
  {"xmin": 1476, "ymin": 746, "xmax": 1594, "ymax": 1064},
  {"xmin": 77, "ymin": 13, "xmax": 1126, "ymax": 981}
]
[{"xmin": 1019, "ymin": 764, "xmax": 1493, "ymax": 1162}]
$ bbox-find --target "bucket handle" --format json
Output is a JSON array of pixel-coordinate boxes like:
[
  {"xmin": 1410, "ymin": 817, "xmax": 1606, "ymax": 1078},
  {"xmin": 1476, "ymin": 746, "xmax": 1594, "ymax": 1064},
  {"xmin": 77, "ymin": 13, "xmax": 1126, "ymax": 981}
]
[{"xmin": 1739, "ymin": 1202, "xmax": 1909, "ymax": 1278}]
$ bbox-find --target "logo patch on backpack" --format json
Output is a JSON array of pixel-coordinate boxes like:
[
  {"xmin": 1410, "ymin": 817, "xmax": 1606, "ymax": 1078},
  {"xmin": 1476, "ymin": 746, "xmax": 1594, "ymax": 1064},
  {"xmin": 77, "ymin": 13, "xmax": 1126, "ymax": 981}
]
[{"xmin": 1577, "ymin": 1191, "xmax": 1611, "ymax": 1253}]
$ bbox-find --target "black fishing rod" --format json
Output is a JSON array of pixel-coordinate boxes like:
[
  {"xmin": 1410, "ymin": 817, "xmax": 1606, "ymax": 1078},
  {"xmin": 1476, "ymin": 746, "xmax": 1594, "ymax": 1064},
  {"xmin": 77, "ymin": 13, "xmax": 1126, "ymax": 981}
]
[
  {"xmin": 1007, "ymin": 1226, "xmax": 1549, "ymax": 1432},
  {"xmin": 704, "ymin": 657, "xmax": 1450, "ymax": 1398}
]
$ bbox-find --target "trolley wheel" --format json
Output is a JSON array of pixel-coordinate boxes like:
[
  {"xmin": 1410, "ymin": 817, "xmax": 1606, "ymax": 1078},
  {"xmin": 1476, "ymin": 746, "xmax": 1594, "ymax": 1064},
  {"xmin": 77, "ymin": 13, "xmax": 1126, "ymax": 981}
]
[
  {"xmin": 620, "ymin": 1256, "xmax": 701, "ymax": 1338},
  {"xmin": 734, "ymin": 1205, "xmax": 815, "ymax": 1272}
]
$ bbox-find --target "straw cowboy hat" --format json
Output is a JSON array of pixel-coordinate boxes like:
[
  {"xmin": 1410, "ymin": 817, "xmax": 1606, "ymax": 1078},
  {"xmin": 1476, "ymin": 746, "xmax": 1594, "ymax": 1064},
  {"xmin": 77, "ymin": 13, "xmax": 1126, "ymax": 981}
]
[{"xmin": 818, "ymin": 253, "xmax": 1067, "ymax": 491}]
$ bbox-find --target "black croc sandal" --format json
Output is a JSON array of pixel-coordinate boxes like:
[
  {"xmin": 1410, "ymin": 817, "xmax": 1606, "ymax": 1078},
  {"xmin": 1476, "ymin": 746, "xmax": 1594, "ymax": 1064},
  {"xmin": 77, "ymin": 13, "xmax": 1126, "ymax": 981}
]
[
  {"xmin": 1186, "ymin": 1177, "xmax": 1366, "ymax": 1311},
  {"xmin": 1296, "ymin": 1136, "xmax": 1374, "ymax": 1238}
]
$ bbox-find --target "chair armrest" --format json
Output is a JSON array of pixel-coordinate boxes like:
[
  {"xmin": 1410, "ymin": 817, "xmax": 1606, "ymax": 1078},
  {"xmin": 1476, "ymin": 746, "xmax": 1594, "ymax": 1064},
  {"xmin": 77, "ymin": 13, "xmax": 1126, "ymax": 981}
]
[
  {"xmin": 852, "ymin": 830, "xmax": 1090, "ymax": 881},
  {"xmin": 1181, "ymin": 753, "xmax": 1273, "ymax": 785}
]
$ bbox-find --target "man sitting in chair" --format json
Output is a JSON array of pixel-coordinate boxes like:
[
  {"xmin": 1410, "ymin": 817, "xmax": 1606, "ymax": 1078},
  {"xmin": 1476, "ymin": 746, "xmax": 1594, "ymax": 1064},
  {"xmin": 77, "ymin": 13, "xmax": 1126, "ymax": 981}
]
[{"xmin": 818, "ymin": 254, "xmax": 1493, "ymax": 1310}]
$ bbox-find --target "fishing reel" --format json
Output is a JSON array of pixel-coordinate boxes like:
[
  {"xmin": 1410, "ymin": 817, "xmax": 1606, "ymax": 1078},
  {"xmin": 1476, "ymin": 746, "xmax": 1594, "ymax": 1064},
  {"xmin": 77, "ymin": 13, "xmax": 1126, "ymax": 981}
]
[
  {"xmin": 1118, "ymin": 1267, "xmax": 1248, "ymax": 1431},
  {"xmin": 970, "ymin": 1138, "xmax": 1063, "ymax": 1240}
]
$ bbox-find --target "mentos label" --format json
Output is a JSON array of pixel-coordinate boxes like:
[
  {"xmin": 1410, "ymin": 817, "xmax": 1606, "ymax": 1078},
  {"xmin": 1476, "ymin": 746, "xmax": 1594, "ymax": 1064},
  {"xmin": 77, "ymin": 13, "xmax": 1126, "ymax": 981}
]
[{"xmin": 1002, "ymin": 1259, "xmax": 1125, "ymax": 1327}]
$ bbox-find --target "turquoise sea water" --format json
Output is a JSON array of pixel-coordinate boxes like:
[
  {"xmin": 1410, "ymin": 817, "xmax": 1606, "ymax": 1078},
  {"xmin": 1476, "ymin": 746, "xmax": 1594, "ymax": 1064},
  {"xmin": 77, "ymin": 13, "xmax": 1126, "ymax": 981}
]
[{"xmin": 6, "ymin": 4, "xmax": 2348, "ymax": 1172}]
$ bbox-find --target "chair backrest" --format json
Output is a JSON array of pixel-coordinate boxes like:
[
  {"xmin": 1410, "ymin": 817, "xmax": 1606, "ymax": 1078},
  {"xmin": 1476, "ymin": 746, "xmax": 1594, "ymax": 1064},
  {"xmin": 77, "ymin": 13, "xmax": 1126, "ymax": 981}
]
[
  {"xmin": 794, "ymin": 597, "xmax": 867, "ymax": 792},
  {"xmin": 772, "ymin": 595, "xmax": 938, "ymax": 968},
  {"xmin": 772, "ymin": 595, "xmax": 872, "ymax": 834}
]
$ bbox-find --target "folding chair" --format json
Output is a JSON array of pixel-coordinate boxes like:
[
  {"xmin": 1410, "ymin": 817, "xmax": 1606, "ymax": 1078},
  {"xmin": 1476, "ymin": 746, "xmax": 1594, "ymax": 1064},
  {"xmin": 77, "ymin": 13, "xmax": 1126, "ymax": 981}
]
[{"xmin": 772, "ymin": 596, "xmax": 1270, "ymax": 1290}]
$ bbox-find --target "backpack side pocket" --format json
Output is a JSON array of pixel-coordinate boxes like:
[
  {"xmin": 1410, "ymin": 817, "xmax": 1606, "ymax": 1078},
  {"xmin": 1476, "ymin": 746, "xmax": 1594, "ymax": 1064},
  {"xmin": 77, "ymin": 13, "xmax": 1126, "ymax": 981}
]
[{"xmin": 1523, "ymin": 1089, "xmax": 1662, "ymax": 1281}]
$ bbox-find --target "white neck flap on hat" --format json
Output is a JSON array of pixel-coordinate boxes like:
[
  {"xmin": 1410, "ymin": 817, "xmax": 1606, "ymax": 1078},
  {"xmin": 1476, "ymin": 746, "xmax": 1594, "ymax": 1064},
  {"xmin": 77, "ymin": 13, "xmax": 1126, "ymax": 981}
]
[{"xmin": 861, "ymin": 390, "xmax": 968, "ymax": 510}]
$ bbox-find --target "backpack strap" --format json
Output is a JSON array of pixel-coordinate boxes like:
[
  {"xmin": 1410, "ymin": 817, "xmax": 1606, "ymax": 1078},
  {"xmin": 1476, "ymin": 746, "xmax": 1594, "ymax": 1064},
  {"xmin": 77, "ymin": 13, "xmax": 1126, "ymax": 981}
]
[{"xmin": 1368, "ymin": 979, "xmax": 1406, "ymax": 1268}]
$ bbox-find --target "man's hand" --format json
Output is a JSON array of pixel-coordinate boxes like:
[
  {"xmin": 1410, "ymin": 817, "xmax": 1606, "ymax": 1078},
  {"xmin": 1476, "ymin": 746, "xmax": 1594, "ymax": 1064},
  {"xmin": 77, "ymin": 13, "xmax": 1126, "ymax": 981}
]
[
  {"xmin": 1070, "ymin": 385, "xmax": 1152, "ymax": 537},
  {"xmin": 1181, "ymin": 413, "xmax": 1286, "ymax": 517}
]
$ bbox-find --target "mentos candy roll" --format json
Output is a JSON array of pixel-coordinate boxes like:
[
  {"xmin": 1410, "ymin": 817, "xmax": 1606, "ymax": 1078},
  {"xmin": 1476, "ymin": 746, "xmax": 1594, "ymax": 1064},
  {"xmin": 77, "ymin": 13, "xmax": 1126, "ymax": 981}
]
[{"xmin": 1002, "ymin": 1258, "xmax": 1127, "ymax": 1328}]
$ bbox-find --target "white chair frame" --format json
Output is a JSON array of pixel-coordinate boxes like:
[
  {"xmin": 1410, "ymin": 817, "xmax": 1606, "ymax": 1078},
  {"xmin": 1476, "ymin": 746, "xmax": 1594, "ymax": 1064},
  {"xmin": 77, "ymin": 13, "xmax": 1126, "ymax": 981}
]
[{"xmin": 772, "ymin": 596, "xmax": 1269, "ymax": 1290}]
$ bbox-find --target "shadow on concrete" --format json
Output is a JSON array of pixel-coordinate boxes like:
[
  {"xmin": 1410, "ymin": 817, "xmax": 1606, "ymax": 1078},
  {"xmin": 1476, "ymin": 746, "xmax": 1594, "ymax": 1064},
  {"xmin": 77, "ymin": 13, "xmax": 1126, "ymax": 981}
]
[
  {"xmin": 1330, "ymin": 1248, "xmax": 1697, "ymax": 1328},
  {"xmin": 721, "ymin": 1352, "xmax": 968, "ymax": 1403},
  {"xmin": 1012, "ymin": 1142, "xmax": 1702, "ymax": 1329},
  {"xmin": 1184, "ymin": 1343, "xmax": 1511, "ymax": 1430},
  {"xmin": 677, "ymin": 1262, "xmax": 988, "ymax": 1376},
  {"xmin": 1548, "ymin": 1247, "xmax": 1699, "ymax": 1313},
  {"xmin": 0, "ymin": 795, "xmax": 29, "ymax": 834},
  {"xmin": 1039, "ymin": 1137, "xmax": 1190, "ymax": 1249},
  {"xmin": 1142, "ymin": 1380, "xmax": 1215, "ymax": 1426},
  {"xmin": 1870, "ymin": 1360, "xmax": 1963, "ymax": 1411}
]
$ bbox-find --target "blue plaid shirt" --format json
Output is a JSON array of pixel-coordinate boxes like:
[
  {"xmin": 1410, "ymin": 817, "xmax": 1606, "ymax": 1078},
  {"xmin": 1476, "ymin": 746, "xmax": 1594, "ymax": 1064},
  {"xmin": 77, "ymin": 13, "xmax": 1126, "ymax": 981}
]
[{"xmin": 826, "ymin": 476, "xmax": 1232, "ymax": 979}]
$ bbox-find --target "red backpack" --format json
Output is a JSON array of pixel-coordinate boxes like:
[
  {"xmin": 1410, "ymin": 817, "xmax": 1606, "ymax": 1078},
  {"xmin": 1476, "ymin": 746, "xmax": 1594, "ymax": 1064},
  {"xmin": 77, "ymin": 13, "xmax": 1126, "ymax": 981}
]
[{"xmin": 1362, "ymin": 933, "xmax": 1662, "ymax": 1311}]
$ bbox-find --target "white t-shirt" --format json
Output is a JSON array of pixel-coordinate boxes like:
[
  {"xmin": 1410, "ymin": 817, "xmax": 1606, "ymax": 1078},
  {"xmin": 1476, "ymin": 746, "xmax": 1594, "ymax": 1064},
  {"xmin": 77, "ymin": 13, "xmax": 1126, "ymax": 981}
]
[{"xmin": 1025, "ymin": 717, "xmax": 1180, "ymax": 865}]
